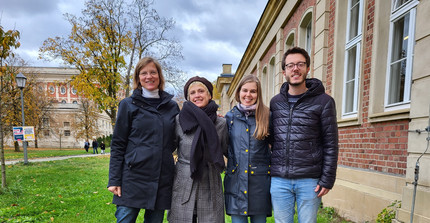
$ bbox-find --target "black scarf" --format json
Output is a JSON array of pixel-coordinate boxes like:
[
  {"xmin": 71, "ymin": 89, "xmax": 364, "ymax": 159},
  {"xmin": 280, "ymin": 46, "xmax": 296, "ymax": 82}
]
[{"xmin": 179, "ymin": 100, "xmax": 225, "ymax": 180}]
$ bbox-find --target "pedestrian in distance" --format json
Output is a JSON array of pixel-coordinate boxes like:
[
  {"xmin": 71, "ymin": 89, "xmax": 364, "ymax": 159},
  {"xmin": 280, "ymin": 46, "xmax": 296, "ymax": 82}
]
[
  {"xmin": 84, "ymin": 140, "xmax": 89, "ymax": 153},
  {"xmin": 92, "ymin": 139, "xmax": 98, "ymax": 154},
  {"xmin": 224, "ymin": 74, "xmax": 272, "ymax": 223},
  {"xmin": 108, "ymin": 57, "xmax": 179, "ymax": 223},
  {"xmin": 100, "ymin": 141, "xmax": 106, "ymax": 154},
  {"xmin": 168, "ymin": 76, "xmax": 228, "ymax": 223},
  {"xmin": 269, "ymin": 47, "xmax": 339, "ymax": 223}
]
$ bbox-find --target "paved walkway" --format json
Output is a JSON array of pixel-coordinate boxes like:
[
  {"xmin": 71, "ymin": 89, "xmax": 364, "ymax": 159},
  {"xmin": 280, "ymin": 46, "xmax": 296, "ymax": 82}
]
[{"xmin": 4, "ymin": 153, "xmax": 109, "ymax": 165}]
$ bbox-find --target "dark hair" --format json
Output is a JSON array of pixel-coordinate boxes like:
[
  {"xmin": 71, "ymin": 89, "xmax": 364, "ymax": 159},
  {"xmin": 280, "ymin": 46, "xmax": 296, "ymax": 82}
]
[
  {"xmin": 133, "ymin": 57, "xmax": 165, "ymax": 91},
  {"xmin": 281, "ymin": 47, "xmax": 310, "ymax": 70}
]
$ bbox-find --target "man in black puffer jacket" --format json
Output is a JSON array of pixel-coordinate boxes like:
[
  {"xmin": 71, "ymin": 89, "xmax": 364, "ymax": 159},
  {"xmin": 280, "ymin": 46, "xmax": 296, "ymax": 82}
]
[{"xmin": 270, "ymin": 47, "xmax": 339, "ymax": 223}]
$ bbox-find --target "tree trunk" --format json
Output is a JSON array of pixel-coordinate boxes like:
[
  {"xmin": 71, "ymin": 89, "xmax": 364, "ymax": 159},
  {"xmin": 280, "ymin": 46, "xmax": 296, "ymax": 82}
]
[
  {"xmin": 1, "ymin": 77, "xmax": 7, "ymax": 188},
  {"xmin": 125, "ymin": 37, "xmax": 137, "ymax": 97},
  {"xmin": 35, "ymin": 139, "xmax": 38, "ymax": 148},
  {"xmin": 14, "ymin": 141, "xmax": 20, "ymax": 152}
]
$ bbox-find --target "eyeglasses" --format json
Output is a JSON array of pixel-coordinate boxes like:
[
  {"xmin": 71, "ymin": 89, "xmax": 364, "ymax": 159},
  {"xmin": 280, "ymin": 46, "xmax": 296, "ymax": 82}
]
[
  {"xmin": 285, "ymin": 62, "xmax": 307, "ymax": 70},
  {"xmin": 140, "ymin": 71, "xmax": 158, "ymax": 77}
]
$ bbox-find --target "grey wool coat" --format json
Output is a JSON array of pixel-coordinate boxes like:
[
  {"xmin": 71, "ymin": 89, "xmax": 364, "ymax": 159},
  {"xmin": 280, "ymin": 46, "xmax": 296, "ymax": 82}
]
[{"xmin": 167, "ymin": 115, "xmax": 228, "ymax": 223}]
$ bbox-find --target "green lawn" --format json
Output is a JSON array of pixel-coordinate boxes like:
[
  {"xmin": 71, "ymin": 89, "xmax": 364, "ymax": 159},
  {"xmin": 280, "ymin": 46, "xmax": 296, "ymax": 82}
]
[
  {"xmin": 3, "ymin": 147, "xmax": 111, "ymax": 161},
  {"xmin": 0, "ymin": 153, "xmax": 350, "ymax": 222}
]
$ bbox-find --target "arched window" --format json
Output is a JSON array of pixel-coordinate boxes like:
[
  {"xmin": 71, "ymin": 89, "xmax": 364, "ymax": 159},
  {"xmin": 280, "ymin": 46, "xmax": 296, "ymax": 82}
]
[
  {"xmin": 60, "ymin": 86, "xmax": 66, "ymax": 95},
  {"xmin": 299, "ymin": 9, "xmax": 313, "ymax": 54},
  {"xmin": 285, "ymin": 31, "xmax": 295, "ymax": 50}
]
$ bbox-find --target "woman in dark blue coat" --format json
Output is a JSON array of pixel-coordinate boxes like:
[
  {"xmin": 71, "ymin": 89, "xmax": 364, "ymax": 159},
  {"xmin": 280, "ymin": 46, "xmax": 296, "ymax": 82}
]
[
  {"xmin": 108, "ymin": 57, "xmax": 179, "ymax": 223},
  {"xmin": 224, "ymin": 75, "xmax": 272, "ymax": 223}
]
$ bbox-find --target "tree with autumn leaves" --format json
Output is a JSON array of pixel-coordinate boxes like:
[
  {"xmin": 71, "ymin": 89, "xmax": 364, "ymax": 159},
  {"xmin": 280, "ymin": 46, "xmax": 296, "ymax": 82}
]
[
  {"xmin": 40, "ymin": 0, "xmax": 185, "ymax": 131},
  {"xmin": 0, "ymin": 25, "xmax": 20, "ymax": 188}
]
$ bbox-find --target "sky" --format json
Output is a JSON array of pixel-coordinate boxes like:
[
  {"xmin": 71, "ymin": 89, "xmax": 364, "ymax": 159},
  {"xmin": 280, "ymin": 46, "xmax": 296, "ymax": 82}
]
[{"xmin": 0, "ymin": 0, "xmax": 268, "ymax": 82}]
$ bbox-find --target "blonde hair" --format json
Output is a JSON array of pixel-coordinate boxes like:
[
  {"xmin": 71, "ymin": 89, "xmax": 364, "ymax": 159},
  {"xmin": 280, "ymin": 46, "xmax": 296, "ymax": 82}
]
[
  {"xmin": 187, "ymin": 81, "xmax": 210, "ymax": 100},
  {"xmin": 235, "ymin": 75, "xmax": 270, "ymax": 140}
]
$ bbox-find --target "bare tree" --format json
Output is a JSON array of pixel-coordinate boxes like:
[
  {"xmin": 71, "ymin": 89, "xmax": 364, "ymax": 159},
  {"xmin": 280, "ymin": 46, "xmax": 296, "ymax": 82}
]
[{"xmin": 72, "ymin": 98, "xmax": 100, "ymax": 142}]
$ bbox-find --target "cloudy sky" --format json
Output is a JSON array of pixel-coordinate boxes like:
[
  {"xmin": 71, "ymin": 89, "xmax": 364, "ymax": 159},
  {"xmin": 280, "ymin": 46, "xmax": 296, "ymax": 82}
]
[{"xmin": 0, "ymin": 0, "xmax": 267, "ymax": 82}]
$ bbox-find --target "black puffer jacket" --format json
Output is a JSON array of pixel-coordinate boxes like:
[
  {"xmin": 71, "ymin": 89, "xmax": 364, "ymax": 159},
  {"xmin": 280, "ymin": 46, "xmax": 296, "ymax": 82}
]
[
  {"xmin": 269, "ymin": 78, "xmax": 338, "ymax": 189},
  {"xmin": 108, "ymin": 88, "xmax": 179, "ymax": 209}
]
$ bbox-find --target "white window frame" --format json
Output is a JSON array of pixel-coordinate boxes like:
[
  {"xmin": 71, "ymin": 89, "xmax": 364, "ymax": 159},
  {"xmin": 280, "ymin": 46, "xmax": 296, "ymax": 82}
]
[
  {"xmin": 384, "ymin": 0, "xmax": 418, "ymax": 110},
  {"xmin": 49, "ymin": 86, "xmax": 55, "ymax": 94},
  {"xmin": 262, "ymin": 66, "xmax": 268, "ymax": 104},
  {"xmin": 269, "ymin": 57, "xmax": 276, "ymax": 98},
  {"xmin": 285, "ymin": 30, "xmax": 295, "ymax": 50},
  {"xmin": 342, "ymin": 0, "xmax": 364, "ymax": 117},
  {"xmin": 60, "ymin": 86, "xmax": 66, "ymax": 95},
  {"xmin": 299, "ymin": 9, "xmax": 313, "ymax": 55},
  {"xmin": 305, "ymin": 21, "xmax": 312, "ymax": 54}
]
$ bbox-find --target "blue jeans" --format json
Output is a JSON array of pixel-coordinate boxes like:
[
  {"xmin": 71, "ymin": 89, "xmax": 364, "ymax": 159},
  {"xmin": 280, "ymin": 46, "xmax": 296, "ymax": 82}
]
[
  {"xmin": 270, "ymin": 177, "xmax": 321, "ymax": 223},
  {"xmin": 231, "ymin": 214, "xmax": 267, "ymax": 223},
  {"xmin": 115, "ymin": 205, "xmax": 165, "ymax": 223},
  {"xmin": 93, "ymin": 147, "xmax": 98, "ymax": 154}
]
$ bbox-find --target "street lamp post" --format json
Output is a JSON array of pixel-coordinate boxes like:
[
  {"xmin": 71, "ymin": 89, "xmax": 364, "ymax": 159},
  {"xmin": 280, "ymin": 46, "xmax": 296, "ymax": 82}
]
[{"xmin": 16, "ymin": 73, "xmax": 28, "ymax": 164}]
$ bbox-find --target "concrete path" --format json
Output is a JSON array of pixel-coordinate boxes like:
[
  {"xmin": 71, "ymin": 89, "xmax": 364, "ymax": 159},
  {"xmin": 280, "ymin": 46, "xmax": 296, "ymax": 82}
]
[{"xmin": 4, "ymin": 153, "xmax": 110, "ymax": 165}]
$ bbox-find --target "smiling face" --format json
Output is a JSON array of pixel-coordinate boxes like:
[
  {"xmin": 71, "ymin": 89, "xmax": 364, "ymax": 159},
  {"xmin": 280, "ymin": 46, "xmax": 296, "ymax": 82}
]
[
  {"xmin": 188, "ymin": 82, "xmax": 211, "ymax": 108},
  {"xmin": 139, "ymin": 62, "xmax": 160, "ymax": 91},
  {"xmin": 239, "ymin": 82, "xmax": 258, "ymax": 106},
  {"xmin": 283, "ymin": 53, "xmax": 310, "ymax": 87}
]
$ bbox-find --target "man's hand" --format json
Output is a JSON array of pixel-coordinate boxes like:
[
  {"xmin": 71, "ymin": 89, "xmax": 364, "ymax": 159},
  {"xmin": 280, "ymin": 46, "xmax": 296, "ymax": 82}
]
[
  {"xmin": 315, "ymin": 185, "xmax": 330, "ymax": 198},
  {"xmin": 108, "ymin": 186, "xmax": 122, "ymax": 197}
]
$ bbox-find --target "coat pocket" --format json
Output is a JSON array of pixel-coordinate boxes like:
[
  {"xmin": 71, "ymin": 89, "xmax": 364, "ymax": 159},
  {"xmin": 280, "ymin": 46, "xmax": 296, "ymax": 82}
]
[{"xmin": 224, "ymin": 165, "xmax": 238, "ymax": 196}]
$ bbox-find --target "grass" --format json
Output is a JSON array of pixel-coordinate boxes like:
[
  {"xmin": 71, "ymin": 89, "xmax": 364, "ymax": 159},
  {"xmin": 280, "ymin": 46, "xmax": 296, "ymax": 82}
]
[
  {"xmin": 3, "ymin": 147, "xmax": 111, "ymax": 161},
  {"xmin": 0, "ymin": 149, "xmax": 351, "ymax": 222}
]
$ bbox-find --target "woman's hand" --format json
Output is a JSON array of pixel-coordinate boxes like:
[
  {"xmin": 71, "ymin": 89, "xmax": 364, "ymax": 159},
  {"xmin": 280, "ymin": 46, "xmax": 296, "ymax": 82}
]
[{"xmin": 108, "ymin": 186, "xmax": 122, "ymax": 197}]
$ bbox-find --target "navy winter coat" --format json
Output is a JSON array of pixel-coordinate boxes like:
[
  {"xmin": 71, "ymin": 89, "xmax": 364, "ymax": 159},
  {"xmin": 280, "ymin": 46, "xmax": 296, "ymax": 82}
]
[
  {"xmin": 108, "ymin": 89, "xmax": 179, "ymax": 210},
  {"xmin": 224, "ymin": 107, "xmax": 272, "ymax": 216},
  {"xmin": 270, "ymin": 78, "xmax": 339, "ymax": 189}
]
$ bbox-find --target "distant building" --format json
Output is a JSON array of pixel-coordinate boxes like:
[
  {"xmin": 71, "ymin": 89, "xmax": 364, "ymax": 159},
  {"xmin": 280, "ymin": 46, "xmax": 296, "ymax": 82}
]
[
  {"xmin": 17, "ymin": 67, "xmax": 114, "ymax": 148},
  {"xmin": 217, "ymin": 0, "xmax": 430, "ymax": 222},
  {"xmin": 216, "ymin": 64, "xmax": 234, "ymax": 115}
]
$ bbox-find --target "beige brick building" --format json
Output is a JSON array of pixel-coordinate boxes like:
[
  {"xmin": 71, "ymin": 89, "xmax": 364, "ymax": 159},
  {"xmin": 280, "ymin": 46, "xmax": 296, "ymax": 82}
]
[
  {"xmin": 217, "ymin": 0, "xmax": 430, "ymax": 222},
  {"xmin": 18, "ymin": 67, "xmax": 114, "ymax": 148}
]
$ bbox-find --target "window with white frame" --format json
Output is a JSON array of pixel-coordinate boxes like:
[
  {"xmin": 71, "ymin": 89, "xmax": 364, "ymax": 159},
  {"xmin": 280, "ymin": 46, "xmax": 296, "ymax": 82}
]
[
  {"xmin": 342, "ymin": 0, "xmax": 363, "ymax": 116},
  {"xmin": 262, "ymin": 66, "xmax": 268, "ymax": 104},
  {"xmin": 299, "ymin": 11, "xmax": 313, "ymax": 55},
  {"xmin": 71, "ymin": 87, "xmax": 77, "ymax": 95},
  {"xmin": 270, "ymin": 57, "xmax": 276, "ymax": 97},
  {"xmin": 305, "ymin": 21, "xmax": 312, "ymax": 54},
  {"xmin": 60, "ymin": 86, "xmax": 66, "ymax": 95},
  {"xmin": 49, "ymin": 86, "xmax": 55, "ymax": 94},
  {"xmin": 286, "ymin": 32, "xmax": 295, "ymax": 50},
  {"xmin": 385, "ymin": 0, "xmax": 417, "ymax": 108}
]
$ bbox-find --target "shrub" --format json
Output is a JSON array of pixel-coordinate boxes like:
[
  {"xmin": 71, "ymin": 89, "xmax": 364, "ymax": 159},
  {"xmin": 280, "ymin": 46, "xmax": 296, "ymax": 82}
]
[{"xmin": 376, "ymin": 200, "xmax": 401, "ymax": 223}]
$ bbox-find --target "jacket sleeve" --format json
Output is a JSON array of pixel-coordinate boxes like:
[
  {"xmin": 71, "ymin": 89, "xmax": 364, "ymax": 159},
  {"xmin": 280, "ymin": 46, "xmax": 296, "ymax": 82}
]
[
  {"xmin": 220, "ymin": 118, "xmax": 229, "ymax": 159},
  {"xmin": 108, "ymin": 99, "xmax": 131, "ymax": 187},
  {"xmin": 318, "ymin": 97, "xmax": 339, "ymax": 189}
]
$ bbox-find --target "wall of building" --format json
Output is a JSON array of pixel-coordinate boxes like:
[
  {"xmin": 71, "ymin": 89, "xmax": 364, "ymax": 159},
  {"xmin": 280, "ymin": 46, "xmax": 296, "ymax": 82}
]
[{"xmin": 15, "ymin": 67, "xmax": 114, "ymax": 148}]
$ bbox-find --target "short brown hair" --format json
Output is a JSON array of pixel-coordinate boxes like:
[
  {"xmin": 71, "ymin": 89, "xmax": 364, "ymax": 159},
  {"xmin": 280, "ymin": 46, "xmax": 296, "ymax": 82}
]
[
  {"xmin": 133, "ymin": 57, "xmax": 165, "ymax": 91},
  {"xmin": 282, "ymin": 47, "xmax": 310, "ymax": 71}
]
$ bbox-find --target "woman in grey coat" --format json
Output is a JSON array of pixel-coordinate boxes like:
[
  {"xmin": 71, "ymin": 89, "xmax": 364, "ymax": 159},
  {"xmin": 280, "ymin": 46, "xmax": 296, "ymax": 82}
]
[{"xmin": 168, "ymin": 76, "xmax": 228, "ymax": 223}]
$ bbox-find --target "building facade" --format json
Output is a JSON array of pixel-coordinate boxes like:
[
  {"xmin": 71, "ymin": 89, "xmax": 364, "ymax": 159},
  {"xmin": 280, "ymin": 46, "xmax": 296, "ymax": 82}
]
[
  {"xmin": 217, "ymin": 0, "xmax": 430, "ymax": 222},
  {"xmin": 18, "ymin": 67, "xmax": 113, "ymax": 148}
]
